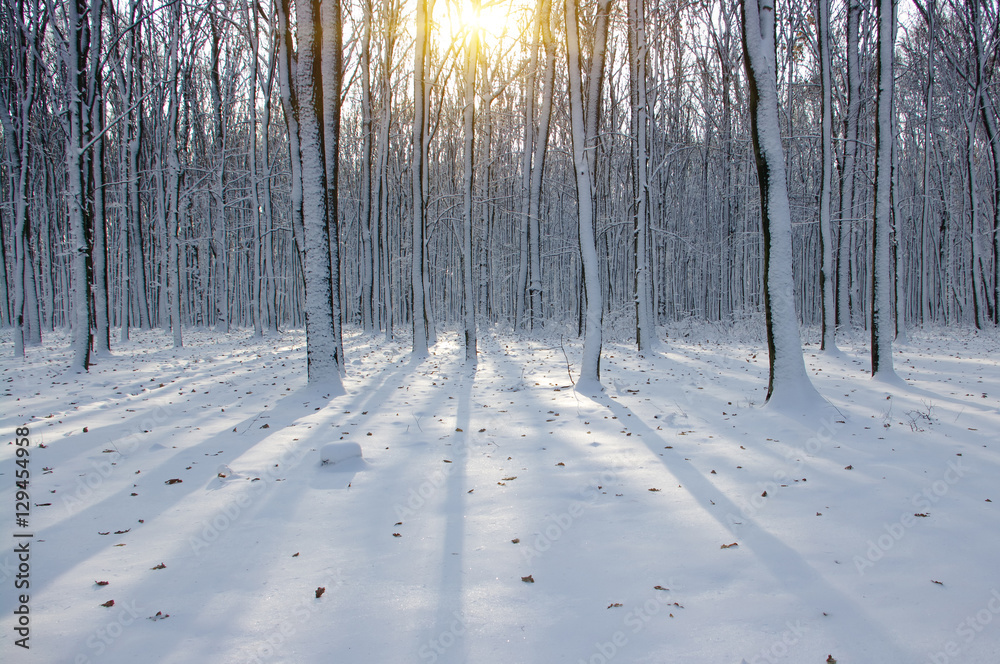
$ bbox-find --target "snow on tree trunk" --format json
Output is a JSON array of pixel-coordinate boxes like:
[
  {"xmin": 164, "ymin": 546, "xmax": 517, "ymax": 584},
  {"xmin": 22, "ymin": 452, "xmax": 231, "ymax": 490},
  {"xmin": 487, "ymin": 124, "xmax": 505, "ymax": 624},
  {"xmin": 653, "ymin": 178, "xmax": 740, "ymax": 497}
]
[
  {"xmin": 837, "ymin": 0, "xmax": 861, "ymax": 332},
  {"xmin": 65, "ymin": 0, "xmax": 94, "ymax": 371},
  {"xmin": 870, "ymin": 0, "xmax": 899, "ymax": 382},
  {"xmin": 295, "ymin": 0, "xmax": 344, "ymax": 393},
  {"xmin": 629, "ymin": 0, "xmax": 656, "ymax": 352},
  {"xmin": 411, "ymin": 0, "xmax": 430, "ymax": 357},
  {"xmin": 565, "ymin": 0, "xmax": 606, "ymax": 392},
  {"xmin": 322, "ymin": 0, "xmax": 345, "ymax": 374},
  {"xmin": 742, "ymin": 0, "xmax": 822, "ymax": 409},
  {"xmin": 462, "ymin": 3, "xmax": 479, "ymax": 365},
  {"xmin": 817, "ymin": 0, "xmax": 837, "ymax": 353}
]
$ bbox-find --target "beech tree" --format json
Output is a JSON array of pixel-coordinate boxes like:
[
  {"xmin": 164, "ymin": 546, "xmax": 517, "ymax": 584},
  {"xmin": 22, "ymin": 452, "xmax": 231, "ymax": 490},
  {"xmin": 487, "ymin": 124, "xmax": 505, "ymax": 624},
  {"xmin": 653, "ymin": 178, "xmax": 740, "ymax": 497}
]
[
  {"xmin": 742, "ymin": 0, "xmax": 821, "ymax": 406},
  {"xmin": 871, "ymin": 0, "xmax": 899, "ymax": 380}
]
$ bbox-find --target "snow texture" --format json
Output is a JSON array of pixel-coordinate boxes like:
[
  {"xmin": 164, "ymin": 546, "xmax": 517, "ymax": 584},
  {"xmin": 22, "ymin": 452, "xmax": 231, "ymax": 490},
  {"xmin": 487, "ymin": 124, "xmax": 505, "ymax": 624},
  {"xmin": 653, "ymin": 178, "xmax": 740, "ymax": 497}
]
[{"xmin": 3, "ymin": 326, "xmax": 1000, "ymax": 663}]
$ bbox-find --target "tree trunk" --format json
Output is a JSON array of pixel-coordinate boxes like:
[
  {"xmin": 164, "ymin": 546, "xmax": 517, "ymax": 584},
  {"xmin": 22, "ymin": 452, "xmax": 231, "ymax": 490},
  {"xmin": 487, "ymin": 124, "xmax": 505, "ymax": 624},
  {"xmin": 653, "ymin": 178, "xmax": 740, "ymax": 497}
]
[
  {"xmin": 411, "ymin": 0, "xmax": 430, "ymax": 356},
  {"xmin": 818, "ymin": 0, "xmax": 837, "ymax": 352},
  {"xmin": 837, "ymin": 0, "xmax": 862, "ymax": 331},
  {"xmin": 565, "ymin": 0, "xmax": 608, "ymax": 390},
  {"xmin": 462, "ymin": 1, "xmax": 480, "ymax": 364},
  {"xmin": 742, "ymin": 0, "xmax": 820, "ymax": 407},
  {"xmin": 870, "ymin": 0, "xmax": 898, "ymax": 379}
]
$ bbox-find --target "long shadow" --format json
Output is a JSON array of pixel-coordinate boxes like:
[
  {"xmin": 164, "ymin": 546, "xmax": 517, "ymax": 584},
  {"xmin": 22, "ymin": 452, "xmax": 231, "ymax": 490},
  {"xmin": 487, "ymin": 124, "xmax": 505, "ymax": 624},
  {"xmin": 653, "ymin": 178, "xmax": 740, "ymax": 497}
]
[
  {"xmin": 590, "ymin": 391, "xmax": 921, "ymax": 661},
  {"xmin": 11, "ymin": 341, "xmax": 446, "ymax": 661},
  {"xmin": 420, "ymin": 362, "xmax": 473, "ymax": 663}
]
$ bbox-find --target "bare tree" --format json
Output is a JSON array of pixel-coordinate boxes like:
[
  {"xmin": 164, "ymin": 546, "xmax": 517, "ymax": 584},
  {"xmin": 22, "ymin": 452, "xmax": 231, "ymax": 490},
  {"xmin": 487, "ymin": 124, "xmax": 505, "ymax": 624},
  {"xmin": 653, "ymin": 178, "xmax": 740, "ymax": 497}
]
[{"xmin": 742, "ymin": 0, "xmax": 821, "ymax": 406}]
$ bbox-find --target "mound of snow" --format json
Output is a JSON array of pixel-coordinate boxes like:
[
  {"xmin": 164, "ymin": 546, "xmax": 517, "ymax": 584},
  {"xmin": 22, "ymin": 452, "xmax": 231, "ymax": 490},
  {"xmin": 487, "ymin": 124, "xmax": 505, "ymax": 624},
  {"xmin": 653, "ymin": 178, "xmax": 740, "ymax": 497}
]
[{"xmin": 320, "ymin": 442, "xmax": 363, "ymax": 467}]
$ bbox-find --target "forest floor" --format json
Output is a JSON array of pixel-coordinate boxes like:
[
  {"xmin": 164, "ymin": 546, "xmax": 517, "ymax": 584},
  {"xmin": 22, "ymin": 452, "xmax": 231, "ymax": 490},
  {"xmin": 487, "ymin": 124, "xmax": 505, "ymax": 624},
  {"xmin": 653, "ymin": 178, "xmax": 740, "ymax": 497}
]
[{"xmin": 1, "ymin": 324, "xmax": 999, "ymax": 664}]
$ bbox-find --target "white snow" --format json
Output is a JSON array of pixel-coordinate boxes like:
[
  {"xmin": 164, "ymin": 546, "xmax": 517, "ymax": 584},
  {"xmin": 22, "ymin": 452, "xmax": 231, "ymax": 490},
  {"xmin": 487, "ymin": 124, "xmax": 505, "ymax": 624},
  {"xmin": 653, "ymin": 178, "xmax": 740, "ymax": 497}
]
[
  {"xmin": 320, "ymin": 442, "xmax": 364, "ymax": 467},
  {"xmin": 2, "ymin": 325, "xmax": 999, "ymax": 663}
]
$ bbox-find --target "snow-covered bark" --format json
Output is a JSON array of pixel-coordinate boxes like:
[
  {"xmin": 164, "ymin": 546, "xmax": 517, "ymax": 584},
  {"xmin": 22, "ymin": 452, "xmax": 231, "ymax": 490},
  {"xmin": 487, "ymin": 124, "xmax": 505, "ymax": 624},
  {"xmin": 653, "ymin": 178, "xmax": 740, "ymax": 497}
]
[
  {"xmin": 359, "ymin": 0, "xmax": 376, "ymax": 333},
  {"xmin": 629, "ymin": 0, "xmax": 656, "ymax": 352},
  {"xmin": 817, "ymin": 0, "xmax": 837, "ymax": 353},
  {"xmin": 164, "ymin": 6, "xmax": 183, "ymax": 350},
  {"xmin": 295, "ymin": 0, "xmax": 344, "ymax": 391},
  {"xmin": 411, "ymin": 0, "xmax": 430, "ymax": 356},
  {"xmin": 870, "ymin": 0, "xmax": 898, "ymax": 380},
  {"xmin": 837, "ymin": 0, "xmax": 862, "ymax": 331},
  {"xmin": 0, "ymin": 0, "xmax": 44, "ymax": 356},
  {"xmin": 275, "ymin": 0, "xmax": 306, "ymax": 267},
  {"xmin": 64, "ymin": 0, "xmax": 94, "ymax": 370},
  {"xmin": 208, "ymin": 13, "xmax": 229, "ymax": 333},
  {"xmin": 88, "ymin": 0, "xmax": 111, "ymax": 356},
  {"xmin": 462, "ymin": 6, "xmax": 479, "ymax": 365},
  {"xmin": 742, "ymin": 0, "xmax": 821, "ymax": 407},
  {"xmin": 514, "ymin": 6, "xmax": 541, "ymax": 330},
  {"xmin": 321, "ymin": 0, "xmax": 345, "ymax": 374},
  {"xmin": 565, "ymin": 0, "xmax": 606, "ymax": 391}
]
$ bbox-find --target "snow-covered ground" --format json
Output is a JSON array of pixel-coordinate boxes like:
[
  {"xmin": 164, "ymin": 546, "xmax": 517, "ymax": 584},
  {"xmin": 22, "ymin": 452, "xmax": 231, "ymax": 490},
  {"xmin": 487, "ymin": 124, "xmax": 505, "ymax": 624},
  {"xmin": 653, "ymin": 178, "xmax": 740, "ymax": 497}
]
[{"xmin": 2, "ymin": 326, "xmax": 998, "ymax": 663}]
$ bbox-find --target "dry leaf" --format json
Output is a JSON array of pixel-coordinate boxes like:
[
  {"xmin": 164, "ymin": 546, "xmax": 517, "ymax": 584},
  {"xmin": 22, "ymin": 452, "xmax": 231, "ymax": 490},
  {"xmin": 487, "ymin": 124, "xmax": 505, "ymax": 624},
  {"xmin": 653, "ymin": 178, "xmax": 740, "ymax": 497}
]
[
  {"xmin": 164, "ymin": 478, "xmax": 183, "ymax": 485},
  {"xmin": 150, "ymin": 563, "xmax": 166, "ymax": 570},
  {"xmin": 393, "ymin": 533, "xmax": 401, "ymax": 537},
  {"xmin": 511, "ymin": 538, "xmax": 520, "ymax": 544},
  {"xmin": 316, "ymin": 587, "xmax": 326, "ymax": 598},
  {"xmin": 95, "ymin": 581, "xmax": 109, "ymax": 586},
  {"xmin": 607, "ymin": 603, "xmax": 623, "ymax": 609},
  {"xmin": 648, "ymin": 488, "xmax": 660, "ymax": 492},
  {"xmin": 720, "ymin": 542, "xmax": 739, "ymax": 549},
  {"xmin": 521, "ymin": 575, "xmax": 534, "ymax": 583},
  {"xmin": 101, "ymin": 600, "xmax": 115, "ymax": 608}
]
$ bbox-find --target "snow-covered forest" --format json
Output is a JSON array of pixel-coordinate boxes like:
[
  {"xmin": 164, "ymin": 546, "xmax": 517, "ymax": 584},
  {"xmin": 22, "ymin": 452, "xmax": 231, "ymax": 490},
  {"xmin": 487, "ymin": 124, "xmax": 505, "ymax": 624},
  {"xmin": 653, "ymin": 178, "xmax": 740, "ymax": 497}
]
[
  {"xmin": 3, "ymin": 0, "xmax": 1000, "ymax": 661},
  {"xmin": 2, "ymin": 0, "xmax": 997, "ymax": 374}
]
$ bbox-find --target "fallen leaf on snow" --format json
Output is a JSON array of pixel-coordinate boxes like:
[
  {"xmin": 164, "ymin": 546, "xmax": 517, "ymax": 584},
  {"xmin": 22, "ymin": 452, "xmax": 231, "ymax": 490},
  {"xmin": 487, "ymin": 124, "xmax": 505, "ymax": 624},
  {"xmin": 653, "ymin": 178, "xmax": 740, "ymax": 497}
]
[
  {"xmin": 720, "ymin": 542, "xmax": 739, "ymax": 549},
  {"xmin": 316, "ymin": 587, "xmax": 326, "ymax": 598},
  {"xmin": 101, "ymin": 600, "xmax": 115, "ymax": 608},
  {"xmin": 521, "ymin": 575, "xmax": 534, "ymax": 583}
]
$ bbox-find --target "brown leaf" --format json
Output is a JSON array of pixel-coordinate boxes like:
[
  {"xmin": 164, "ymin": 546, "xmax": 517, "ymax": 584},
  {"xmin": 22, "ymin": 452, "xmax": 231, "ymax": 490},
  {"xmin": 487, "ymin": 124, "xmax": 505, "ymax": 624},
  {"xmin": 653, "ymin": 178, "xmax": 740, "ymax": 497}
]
[
  {"xmin": 393, "ymin": 533, "xmax": 402, "ymax": 537},
  {"xmin": 648, "ymin": 488, "xmax": 661, "ymax": 492},
  {"xmin": 607, "ymin": 603, "xmax": 623, "ymax": 608},
  {"xmin": 720, "ymin": 542, "xmax": 739, "ymax": 549},
  {"xmin": 315, "ymin": 587, "xmax": 326, "ymax": 598},
  {"xmin": 164, "ymin": 478, "xmax": 183, "ymax": 485},
  {"xmin": 511, "ymin": 538, "xmax": 520, "ymax": 544},
  {"xmin": 150, "ymin": 563, "xmax": 166, "ymax": 570},
  {"xmin": 292, "ymin": 552, "xmax": 300, "ymax": 557},
  {"xmin": 556, "ymin": 462, "xmax": 565, "ymax": 466},
  {"xmin": 844, "ymin": 465, "xmax": 853, "ymax": 470},
  {"xmin": 95, "ymin": 581, "xmax": 109, "ymax": 586},
  {"xmin": 653, "ymin": 585, "xmax": 668, "ymax": 591},
  {"xmin": 521, "ymin": 575, "xmax": 534, "ymax": 583},
  {"xmin": 114, "ymin": 529, "xmax": 131, "ymax": 534},
  {"xmin": 101, "ymin": 600, "xmax": 115, "ymax": 608}
]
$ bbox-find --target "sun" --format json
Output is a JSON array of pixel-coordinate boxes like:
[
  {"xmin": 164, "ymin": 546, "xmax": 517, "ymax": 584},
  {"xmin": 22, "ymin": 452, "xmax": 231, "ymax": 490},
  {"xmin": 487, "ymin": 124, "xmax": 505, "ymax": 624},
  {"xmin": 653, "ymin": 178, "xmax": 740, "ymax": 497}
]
[{"xmin": 435, "ymin": 0, "xmax": 525, "ymax": 50}]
